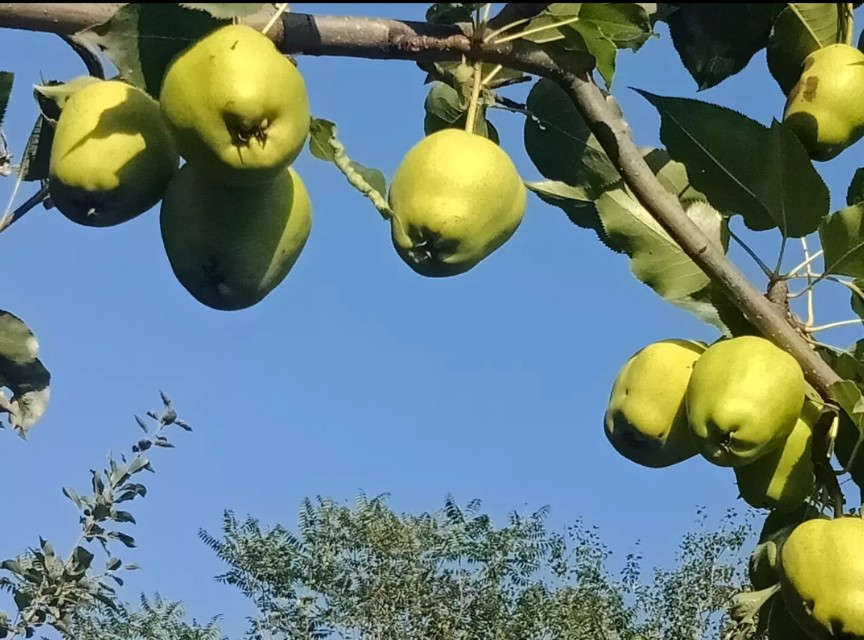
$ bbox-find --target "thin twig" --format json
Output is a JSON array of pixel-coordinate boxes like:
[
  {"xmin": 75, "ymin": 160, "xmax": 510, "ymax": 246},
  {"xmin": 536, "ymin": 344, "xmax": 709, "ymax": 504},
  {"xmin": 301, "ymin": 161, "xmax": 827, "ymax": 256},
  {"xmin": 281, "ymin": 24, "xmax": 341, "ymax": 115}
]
[{"xmin": 0, "ymin": 184, "xmax": 49, "ymax": 234}]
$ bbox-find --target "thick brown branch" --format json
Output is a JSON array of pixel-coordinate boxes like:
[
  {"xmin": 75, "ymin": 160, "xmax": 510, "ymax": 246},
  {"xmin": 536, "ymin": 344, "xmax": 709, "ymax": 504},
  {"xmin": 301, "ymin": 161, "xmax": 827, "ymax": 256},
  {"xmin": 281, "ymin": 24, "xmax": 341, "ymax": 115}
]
[{"xmin": 0, "ymin": 3, "xmax": 844, "ymax": 400}]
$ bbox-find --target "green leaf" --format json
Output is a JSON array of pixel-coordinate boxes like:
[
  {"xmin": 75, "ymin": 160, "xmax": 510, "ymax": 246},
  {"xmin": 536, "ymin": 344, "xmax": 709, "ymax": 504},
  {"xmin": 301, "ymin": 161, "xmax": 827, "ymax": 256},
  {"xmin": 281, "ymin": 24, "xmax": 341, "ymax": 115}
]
[
  {"xmin": 179, "ymin": 3, "xmax": 266, "ymax": 19},
  {"xmin": 524, "ymin": 78, "xmax": 621, "ymax": 192},
  {"xmin": 78, "ymin": 4, "xmax": 224, "ymax": 96},
  {"xmin": 594, "ymin": 191, "xmax": 728, "ymax": 300},
  {"xmin": 562, "ymin": 22, "xmax": 618, "ymax": 88},
  {"xmin": 0, "ymin": 311, "xmax": 39, "ymax": 364},
  {"xmin": 573, "ymin": 3, "xmax": 653, "ymax": 52},
  {"xmin": 0, "ymin": 72, "xmax": 13, "ymax": 129},
  {"xmin": 767, "ymin": 3, "xmax": 842, "ymax": 95},
  {"xmin": 0, "ymin": 311, "xmax": 51, "ymax": 437},
  {"xmin": 69, "ymin": 546, "xmax": 94, "ymax": 575},
  {"xmin": 819, "ymin": 204, "xmax": 864, "ymax": 277},
  {"xmin": 847, "ymin": 168, "xmax": 864, "ymax": 205},
  {"xmin": 851, "ymin": 281, "xmax": 864, "ymax": 319},
  {"xmin": 308, "ymin": 118, "xmax": 391, "ymax": 218},
  {"xmin": 642, "ymin": 147, "xmax": 707, "ymax": 203},
  {"xmin": 423, "ymin": 82, "xmax": 499, "ymax": 142},
  {"xmin": 637, "ymin": 91, "xmax": 829, "ymax": 237},
  {"xmin": 33, "ymin": 76, "xmax": 102, "ymax": 114},
  {"xmin": 666, "ymin": 4, "xmax": 780, "ymax": 90}
]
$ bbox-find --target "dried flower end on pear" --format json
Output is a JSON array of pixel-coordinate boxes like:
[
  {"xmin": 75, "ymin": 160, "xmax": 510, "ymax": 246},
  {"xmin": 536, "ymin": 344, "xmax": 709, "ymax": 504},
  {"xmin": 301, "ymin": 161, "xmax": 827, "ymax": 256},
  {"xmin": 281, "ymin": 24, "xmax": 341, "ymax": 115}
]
[
  {"xmin": 49, "ymin": 79, "xmax": 179, "ymax": 227},
  {"xmin": 686, "ymin": 336, "xmax": 805, "ymax": 467},
  {"xmin": 160, "ymin": 163, "xmax": 312, "ymax": 311},
  {"xmin": 388, "ymin": 128, "xmax": 527, "ymax": 278},
  {"xmin": 783, "ymin": 44, "xmax": 864, "ymax": 162},
  {"xmin": 160, "ymin": 24, "xmax": 311, "ymax": 186},
  {"xmin": 604, "ymin": 339, "xmax": 706, "ymax": 468}
]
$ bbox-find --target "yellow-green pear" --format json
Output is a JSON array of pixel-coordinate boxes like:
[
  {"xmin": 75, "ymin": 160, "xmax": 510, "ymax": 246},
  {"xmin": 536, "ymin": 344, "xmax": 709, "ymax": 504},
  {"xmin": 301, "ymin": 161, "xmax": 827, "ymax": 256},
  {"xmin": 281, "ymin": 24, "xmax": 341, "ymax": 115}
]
[
  {"xmin": 779, "ymin": 517, "xmax": 864, "ymax": 638},
  {"xmin": 160, "ymin": 163, "xmax": 312, "ymax": 311},
  {"xmin": 734, "ymin": 397, "xmax": 819, "ymax": 512},
  {"xmin": 686, "ymin": 336, "xmax": 805, "ymax": 467},
  {"xmin": 387, "ymin": 128, "xmax": 526, "ymax": 277},
  {"xmin": 604, "ymin": 339, "xmax": 706, "ymax": 468},
  {"xmin": 159, "ymin": 24, "xmax": 311, "ymax": 186},
  {"xmin": 49, "ymin": 79, "xmax": 179, "ymax": 227},
  {"xmin": 783, "ymin": 43, "xmax": 864, "ymax": 161}
]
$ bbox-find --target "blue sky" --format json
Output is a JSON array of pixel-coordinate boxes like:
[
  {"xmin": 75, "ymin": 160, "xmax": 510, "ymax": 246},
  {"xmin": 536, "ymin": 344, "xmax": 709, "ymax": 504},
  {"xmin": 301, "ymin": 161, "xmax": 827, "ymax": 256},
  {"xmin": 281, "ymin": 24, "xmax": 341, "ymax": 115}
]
[{"xmin": 1, "ymin": 3, "xmax": 863, "ymax": 635}]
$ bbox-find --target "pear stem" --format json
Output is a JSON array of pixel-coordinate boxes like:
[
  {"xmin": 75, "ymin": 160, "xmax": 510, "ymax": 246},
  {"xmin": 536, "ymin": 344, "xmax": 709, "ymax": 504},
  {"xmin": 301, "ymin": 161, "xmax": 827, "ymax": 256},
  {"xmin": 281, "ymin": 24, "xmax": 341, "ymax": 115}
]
[
  {"xmin": 728, "ymin": 228, "xmax": 774, "ymax": 279},
  {"xmin": 804, "ymin": 318, "xmax": 864, "ymax": 333},
  {"xmin": 464, "ymin": 60, "xmax": 484, "ymax": 135},
  {"xmin": 489, "ymin": 15, "xmax": 580, "ymax": 45}
]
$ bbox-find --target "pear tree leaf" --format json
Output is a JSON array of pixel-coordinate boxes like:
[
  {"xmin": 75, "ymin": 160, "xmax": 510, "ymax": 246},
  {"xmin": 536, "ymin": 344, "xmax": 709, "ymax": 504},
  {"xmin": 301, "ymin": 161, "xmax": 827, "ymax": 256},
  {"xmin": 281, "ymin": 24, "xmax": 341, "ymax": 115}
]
[
  {"xmin": 0, "ymin": 310, "xmax": 51, "ymax": 437},
  {"xmin": 19, "ymin": 116, "xmax": 53, "ymax": 183},
  {"xmin": 850, "ymin": 280, "xmax": 864, "ymax": 319},
  {"xmin": 78, "ymin": 3, "xmax": 224, "ymax": 97},
  {"xmin": 524, "ymin": 78, "xmax": 621, "ymax": 192},
  {"xmin": 834, "ymin": 383, "xmax": 864, "ymax": 492},
  {"xmin": 642, "ymin": 148, "xmax": 707, "ymax": 203},
  {"xmin": 0, "ymin": 71, "xmax": 12, "ymax": 128},
  {"xmin": 767, "ymin": 3, "xmax": 842, "ymax": 95},
  {"xmin": 848, "ymin": 168, "xmax": 864, "ymax": 205},
  {"xmin": 525, "ymin": 180, "xmax": 611, "ymax": 248},
  {"xmin": 637, "ymin": 91, "xmax": 829, "ymax": 238},
  {"xmin": 179, "ymin": 4, "xmax": 266, "ymax": 19},
  {"xmin": 819, "ymin": 204, "xmax": 864, "ymax": 277},
  {"xmin": 426, "ymin": 3, "xmax": 485, "ymax": 24},
  {"xmin": 595, "ymin": 190, "xmax": 728, "ymax": 300},
  {"xmin": 519, "ymin": 7, "xmax": 618, "ymax": 87},
  {"xmin": 675, "ymin": 280, "xmax": 758, "ymax": 337},
  {"xmin": 666, "ymin": 3, "xmax": 781, "ymax": 90},
  {"xmin": 423, "ymin": 83, "xmax": 498, "ymax": 142},
  {"xmin": 573, "ymin": 3, "xmax": 654, "ymax": 52},
  {"xmin": 33, "ymin": 76, "xmax": 102, "ymax": 115},
  {"xmin": 424, "ymin": 60, "xmax": 527, "ymax": 89},
  {"xmin": 0, "ymin": 311, "xmax": 40, "ymax": 364},
  {"xmin": 308, "ymin": 118, "xmax": 391, "ymax": 219}
]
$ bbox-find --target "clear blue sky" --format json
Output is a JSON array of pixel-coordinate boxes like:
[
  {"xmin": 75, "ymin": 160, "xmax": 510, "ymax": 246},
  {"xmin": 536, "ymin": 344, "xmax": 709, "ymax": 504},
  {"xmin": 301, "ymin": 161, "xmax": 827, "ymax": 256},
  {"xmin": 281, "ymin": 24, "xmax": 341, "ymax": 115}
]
[{"xmin": 1, "ymin": 3, "xmax": 862, "ymax": 635}]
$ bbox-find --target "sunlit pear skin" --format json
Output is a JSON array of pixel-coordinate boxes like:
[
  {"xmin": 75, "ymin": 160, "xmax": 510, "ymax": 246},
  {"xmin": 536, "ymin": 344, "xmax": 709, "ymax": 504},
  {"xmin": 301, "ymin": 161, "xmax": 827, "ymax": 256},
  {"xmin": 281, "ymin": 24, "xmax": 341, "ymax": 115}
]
[
  {"xmin": 779, "ymin": 517, "xmax": 864, "ymax": 639},
  {"xmin": 783, "ymin": 44, "xmax": 864, "ymax": 162},
  {"xmin": 387, "ymin": 128, "xmax": 527, "ymax": 277},
  {"xmin": 160, "ymin": 163, "xmax": 312, "ymax": 311},
  {"xmin": 604, "ymin": 339, "xmax": 706, "ymax": 468},
  {"xmin": 686, "ymin": 336, "xmax": 805, "ymax": 468},
  {"xmin": 49, "ymin": 80, "xmax": 179, "ymax": 227},
  {"xmin": 734, "ymin": 398, "xmax": 819, "ymax": 511},
  {"xmin": 159, "ymin": 24, "xmax": 311, "ymax": 186}
]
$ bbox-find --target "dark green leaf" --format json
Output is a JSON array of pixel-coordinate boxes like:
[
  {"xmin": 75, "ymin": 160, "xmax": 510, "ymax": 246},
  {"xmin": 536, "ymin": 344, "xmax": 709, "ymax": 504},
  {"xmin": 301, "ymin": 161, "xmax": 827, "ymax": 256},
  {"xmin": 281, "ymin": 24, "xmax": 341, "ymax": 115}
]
[
  {"xmin": 426, "ymin": 3, "xmax": 485, "ymax": 24},
  {"xmin": 108, "ymin": 532, "xmax": 137, "ymax": 548},
  {"xmin": 820, "ymin": 204, "xmax": 864, "ymax": 277},
  {"xmin": 179, "ymin": 3, "xmax": 265, "ymax": 19},
  {"xmin": 767, "ymin": 3, "xmax": 842, "ymax": 95},
  {"xmin": 637, "ymin": 91, "xmax": 829, "ymax": 237},
  {"xmin": 0, "ymin": 560, "xmax": 22, "ymax": 576},
  {"xmin": 105, "ymin": 557, "xmax": 122, "ymax": 572},
  {"xmin": 526, "ymin": 180, "xmax": 607, "ymax": 239},
  {"xmin": 666, "ymin": 4, "xmax": 780, "ymax": 90},
  {"xmin": 848, "ymin": 168, "xmax": 864, "ymax": 205},
  {"xmin": 0, "ymin": 72, "xmax": 13, "ymax": 129},
  {"xmin": 70, "ymin": 546, "xmax": 94, "ymax": 575},
  {"xmin": 112, "ymin": 510, "xmax": 136, "ymax": 524},
  {"xmin": 0, "ymin": 340, "xmax": 51, "ymax": 437},
  {"xmin": 577, "ymin": 3, "xmax": 653, "ymax": 52},
  {"xmin": 19, "ymin": 116, "xmax": 53, "ymax": 183},
  {"xmin": 78, "ymin": 4, "xmax": 224, "ymax": 97},
  {"xmin": 62, "ymin": 487, "xmax": 82, "ymax": 508},
  {"xmin": 524, "ymin": 78, "xmax": 621, "ymax": 191},
  {"xmin": 423, "ymin": 82, "xmax": 499, "ymax": 142}
]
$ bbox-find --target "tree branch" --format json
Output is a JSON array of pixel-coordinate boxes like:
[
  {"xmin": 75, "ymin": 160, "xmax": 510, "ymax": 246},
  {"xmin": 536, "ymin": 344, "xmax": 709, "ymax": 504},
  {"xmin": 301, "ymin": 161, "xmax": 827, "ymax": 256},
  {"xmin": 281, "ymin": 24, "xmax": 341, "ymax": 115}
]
[{"xmin": 0, "ymin": 4, "xmax": 843, "ymax": 400}]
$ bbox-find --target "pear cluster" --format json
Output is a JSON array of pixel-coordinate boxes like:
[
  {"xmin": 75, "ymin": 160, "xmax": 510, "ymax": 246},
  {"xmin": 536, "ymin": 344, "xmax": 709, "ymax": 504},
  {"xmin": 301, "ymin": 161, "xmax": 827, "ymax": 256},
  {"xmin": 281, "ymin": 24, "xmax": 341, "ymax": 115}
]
[
  {"xmin": 783, "ymin": 43, "xmax": 864, "ymax": 162},
  {"xmin": 47, "ymin": 24, "xmax": 313, "ymax": 311},
  {"xmin": 604, "ymin": 335, "xmax": 816, "ymax": 512}
]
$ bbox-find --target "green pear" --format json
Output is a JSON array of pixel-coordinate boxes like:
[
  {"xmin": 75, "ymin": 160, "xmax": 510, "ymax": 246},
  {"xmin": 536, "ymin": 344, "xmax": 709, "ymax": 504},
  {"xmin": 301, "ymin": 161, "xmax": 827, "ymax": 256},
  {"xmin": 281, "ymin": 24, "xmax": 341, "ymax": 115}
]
[
  {"xmin": 734, "ymin": 397, "xmax": 819, "ymax": 511},
  {"xmin": 159, "ymin": 24, "xmax": 310, "ymax": 186},
  {"xmin": 387, "ymin": 128, "xmax": 526, "ymax": 277},
  {"xmin": 783, "ymin": 44, "xmax": 864, "ymax": 161},
  {"xmin": 49, "ymin": 79, "xmax": 179, "ymax": 227},
  {"xmin": 779, "ymin": 517, "xmax": 864, "ymax": 638},
  {"xmin": 604, "ymin": 339, "xmax": 706, "ymax": 468},
  {"xmin": 160, "ymin": 163, "xmax": 312, "ymax": 311},
  {"xmin": 686, "ymin": 336, "xmax": 805, "ymax": 467}
]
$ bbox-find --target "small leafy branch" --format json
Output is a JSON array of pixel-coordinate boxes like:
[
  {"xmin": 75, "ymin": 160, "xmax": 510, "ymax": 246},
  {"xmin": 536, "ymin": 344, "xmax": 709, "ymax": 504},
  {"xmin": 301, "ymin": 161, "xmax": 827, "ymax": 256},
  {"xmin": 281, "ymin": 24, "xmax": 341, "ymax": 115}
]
[{"xmin": 0, "ymin": 392, "xmax": 192, "ymax": 640}]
